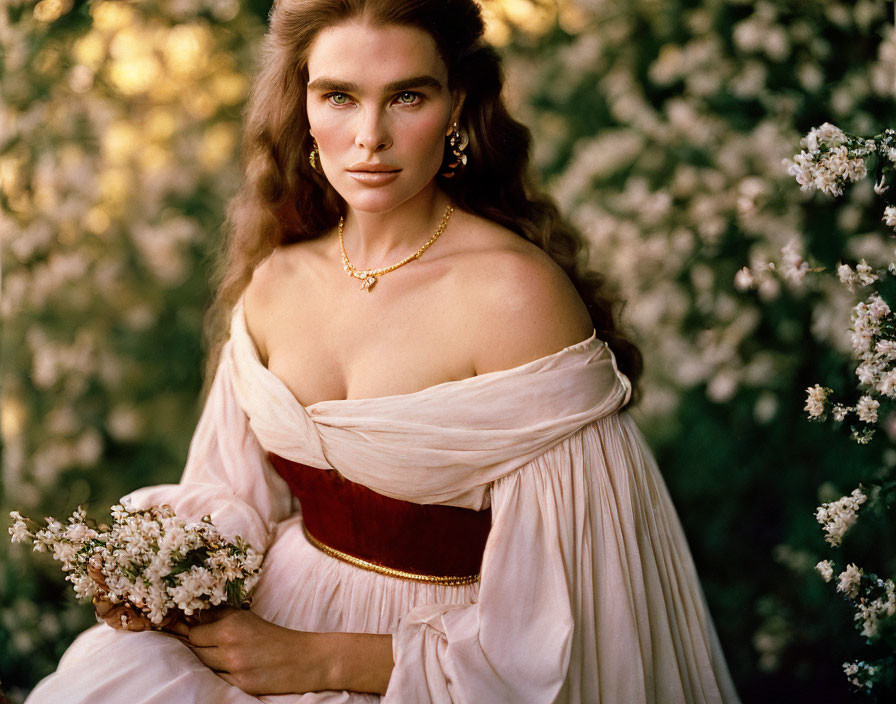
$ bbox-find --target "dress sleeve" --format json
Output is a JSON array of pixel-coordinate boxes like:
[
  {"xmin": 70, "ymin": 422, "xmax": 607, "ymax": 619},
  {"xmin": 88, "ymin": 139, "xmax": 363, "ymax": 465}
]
[
  {"xmin": 121, "ymin": 345, "xmax": 293, "ymax": 553},
  {"xmin": 385, "ymin": 412, "xmax": 739, "ymax": 704}
]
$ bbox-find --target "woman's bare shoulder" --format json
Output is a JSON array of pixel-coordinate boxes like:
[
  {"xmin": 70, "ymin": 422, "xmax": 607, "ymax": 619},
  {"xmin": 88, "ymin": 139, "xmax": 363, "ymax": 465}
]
[
  {"xmin": 242, "ymin": 239, "xmax": 327, "ymax": 360},
  {"xmin": 446, "ymin": 213, "xmax": 595, "ymax": 375}
]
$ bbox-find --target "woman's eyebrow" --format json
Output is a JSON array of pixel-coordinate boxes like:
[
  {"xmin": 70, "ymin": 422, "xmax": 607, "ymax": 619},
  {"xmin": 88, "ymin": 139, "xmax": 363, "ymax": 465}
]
[{"xmin": 307, "ymin": 75, "xmax": 444, "ymax": 93}]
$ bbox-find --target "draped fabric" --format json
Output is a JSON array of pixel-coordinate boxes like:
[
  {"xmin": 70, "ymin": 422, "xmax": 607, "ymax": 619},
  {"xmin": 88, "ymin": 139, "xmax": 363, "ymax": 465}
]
[{"xmin": 26, "ymin": 296, "xmax": 741, "ymax": 704}]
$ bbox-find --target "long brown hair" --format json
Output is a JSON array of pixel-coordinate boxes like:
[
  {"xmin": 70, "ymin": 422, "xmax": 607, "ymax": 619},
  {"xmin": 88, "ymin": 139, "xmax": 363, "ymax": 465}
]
[{"xmin": 203, "ymin": 0, "xmax": 642, "ymax": 398}]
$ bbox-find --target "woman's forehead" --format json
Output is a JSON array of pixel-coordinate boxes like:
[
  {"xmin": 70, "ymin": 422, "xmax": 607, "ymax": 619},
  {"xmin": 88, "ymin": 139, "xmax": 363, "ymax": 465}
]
[{"xmin": 306, "ymin": 20, "xmax": 449, "ymax": 91}]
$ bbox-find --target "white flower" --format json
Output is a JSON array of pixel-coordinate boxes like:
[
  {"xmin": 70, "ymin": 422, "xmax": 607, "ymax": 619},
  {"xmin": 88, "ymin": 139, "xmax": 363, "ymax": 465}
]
[
  {"xmin": 856, "ymin": 361, "xmax": 878, "ymax": 386},
  {"xmin": 875, "ymin": 339, "xmax": 896, "ymax": 358},
  {"xmin": 837, "ymin": 263, "xmax": 857, "ymax": 291},
  {"xmin": 8, "ymin": 511, "xmax": 32, "ymax": 543},
  {"xmin": 855, "ymin": 598, "xmax": 886, "ymax": 638},
  {"xmin": 884, "ymin": 206, "xmax": 896, "ymax": 230},
  {"xmin": 876, "ymin": 368, "xmax": 896, "ymax": 397},
  {"xmin": 855, "ymin": 396, "xmax": 880, "ymax": 424},
  {"xmin": 816, "ymin": 489, "xmax": 867, "ymax": 546},
  {"xmin": 804, "ymin": 384, "xmax": 829, "ymax": 419},
  {"xmin": 873, "ymin": 176, "xmax": 889, "ymax": 195},
  {"xmin": 803, "ymin": 122, "xmax": 847, "ymax": 151},
  {"xmin": 855, "ymin": 260, "xmax": 878, "ymax": 287},
  {"xmin": 780, "ymin": 241, "xmax": 809, "ymax": 285},
  {"xmin": 832, "ymin": 404, "xmax": 849, "ymax": 422},
  {"xmin": 837, "ymin": 563, "xmax": 863, "ymax": 599},
  {"xmin": 733, "ymin": 266, "xmax": 755, "ymax": 291},
  {"xmin": 843, "ymin": 660, "xmax": 878, "ymax": 690},
  {"xmin": 815, "ymin": 560, "xmax": 834, "ymax": 582}
]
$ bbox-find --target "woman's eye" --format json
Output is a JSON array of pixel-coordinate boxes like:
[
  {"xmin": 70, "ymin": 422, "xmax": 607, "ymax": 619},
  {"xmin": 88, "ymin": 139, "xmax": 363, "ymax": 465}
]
[{"xmin": 395, "ymin": 91, "xmax": 421, "ymax": 105}]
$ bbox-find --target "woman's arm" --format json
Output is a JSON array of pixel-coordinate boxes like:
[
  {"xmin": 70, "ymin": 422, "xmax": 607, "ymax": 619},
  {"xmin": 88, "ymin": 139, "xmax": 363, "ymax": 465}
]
[{"xmin": 182, "ymin": 609, "xmax": 394, "ymax": 695}]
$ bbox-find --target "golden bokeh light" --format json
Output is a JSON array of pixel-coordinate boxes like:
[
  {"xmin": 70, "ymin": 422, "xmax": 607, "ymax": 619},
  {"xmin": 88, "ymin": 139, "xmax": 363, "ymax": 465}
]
[
  {"xmin": 138, "ymin": 143, "xmax": 172, "ymax": 171},
  {"xmin": 199, "ymin": 123, "xmax": 238, "ymax": 171},
  {"xmin": 103, "ymin": 122, "xmax": 140, "ymax": 163},
  {"xmin": 164, "ymin": 24, "xmax": 213, "ymax": 77},
  {"xmin": 183, "ymin": 90, "xmax": 219, "ymax": 119},
  {"xmin": 84, "ymin": 206, "xmax": 111, "ymax": 235},
  {"xmin": 33, "ymin": 0, "xmax": 73, "ymax": 24},
  {"xmin": 34, "ymin": 46, "xmax": 63, "ymax": 75},
  {"xmin": 0, "ymin": 156, "xmax": 25, "ymax": 200},
  {"xmin": 1, "ymin": 397, "xmax": 27, "ymax": 440},
  {"xmin": 73, "ymin": 32, "xmax": 107, "ymax": 71},
  {"xmin": 91, "ymin": 1, "xmax": 138, "ymax": 33},
  {"xmin": 210, "ymin": 71, "xmax": 247, "ymax": 105},
  {"xmin": 98, "ymin": 168, "xmax": 134, "ymax": 210},
  {"xmin": 481, "ymin": 0, "xmax": 567, "ymax": 45},
  {"xmin": 146, "ymin": 108, "xmax": 177, "ymax": 142},
  {"xmin": 108, "ymin": 54, "xmax": 162, "ymax": 95}
]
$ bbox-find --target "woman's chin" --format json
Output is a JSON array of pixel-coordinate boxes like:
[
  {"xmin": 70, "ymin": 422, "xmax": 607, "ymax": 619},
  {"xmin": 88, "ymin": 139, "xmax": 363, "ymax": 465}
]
[{"xmin": 335, "ymin": 181, "xmax": 438, "ymax": 214}]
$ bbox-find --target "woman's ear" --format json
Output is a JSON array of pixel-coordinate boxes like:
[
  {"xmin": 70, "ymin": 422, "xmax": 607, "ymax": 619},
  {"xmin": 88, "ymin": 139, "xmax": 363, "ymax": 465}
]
[{"xmin": 447, "ymin": 89, "xmax": 467, "ymax": 134}]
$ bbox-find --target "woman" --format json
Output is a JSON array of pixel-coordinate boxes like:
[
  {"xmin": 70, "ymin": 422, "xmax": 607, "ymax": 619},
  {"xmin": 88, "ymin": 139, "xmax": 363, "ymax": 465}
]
[{"xmin": 27, "ymin": 0, "xmax": 741, "ymax": 701}]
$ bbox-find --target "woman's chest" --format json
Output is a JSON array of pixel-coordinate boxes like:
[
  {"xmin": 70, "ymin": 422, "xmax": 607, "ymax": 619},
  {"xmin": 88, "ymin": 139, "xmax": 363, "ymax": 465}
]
[{"xmin": 260, "ymin": 284, "xmax": 478, "ymax": 406}]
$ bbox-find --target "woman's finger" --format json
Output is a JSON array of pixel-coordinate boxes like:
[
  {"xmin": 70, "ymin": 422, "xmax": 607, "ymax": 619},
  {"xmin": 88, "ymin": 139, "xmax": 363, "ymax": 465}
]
[
  {"xmin": 185, "ymin": 607, "xmax": 237, "ymax": 646},
  {"xmin": 87, "ymin": 564, "xmax": 108, "ymax": 590},
  {"xmin": 187, "ymin": 643, "xmax": 229, "ymax": 672},
  {"xmin": 92, "ymin": 593, "xmax": 113, "ymax": 618},
  {"xmin": 100, "ymin": 603, "xmax": 152, "ymax": 632},
  {"xmin": 164, "ymin": 620, "xmax": 190, "ymax": 638}
]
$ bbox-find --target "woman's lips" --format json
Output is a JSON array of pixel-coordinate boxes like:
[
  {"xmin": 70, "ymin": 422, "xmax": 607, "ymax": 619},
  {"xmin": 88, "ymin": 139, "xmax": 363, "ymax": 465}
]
[{"xmin": 347, "ymin": 169, "xmax": 401, "ymax": 185}]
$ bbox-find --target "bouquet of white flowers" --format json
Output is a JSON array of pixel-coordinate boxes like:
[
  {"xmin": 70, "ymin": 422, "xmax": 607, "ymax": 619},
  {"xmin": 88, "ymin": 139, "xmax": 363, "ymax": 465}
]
[{"xmin": 8, "ymin": 502, "xmax": 263, "ymax": 629}]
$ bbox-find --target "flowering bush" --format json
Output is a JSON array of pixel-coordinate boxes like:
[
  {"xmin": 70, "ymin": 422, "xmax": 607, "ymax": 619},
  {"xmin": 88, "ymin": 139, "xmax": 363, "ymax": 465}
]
[
  {"xmin": 500, "ymin": 2, "xmax": 896, "ymax": 697},
  {"xmin": 740, "ymin": 121, "xmax": 896, "ymax": 696},
  {"xmin": 8, "ymin": 504, "xmax": 262, "ymax": 628},
  {"xmin": 0, "ymin": 1, "xmax": 267, "ymax": 697},
  {"xmin": 4, "ymin": 0, "xmax": 896, "ymax": 699}
]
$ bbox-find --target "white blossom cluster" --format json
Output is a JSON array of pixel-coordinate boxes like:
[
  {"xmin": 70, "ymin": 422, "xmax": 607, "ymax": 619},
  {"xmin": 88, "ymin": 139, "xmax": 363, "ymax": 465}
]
[
  {"xmin": 837, "ymin": 561, "xmax": 864, "ymax": 599},
  {"xmin": 797, "ymin": 284, "xmax": 893, "ymax": 438},
  {"xmin": 850, "ymin": 292, "xmax": 896, "ymax": 401},
  {"xmin": 8, "ymin": 503, "xmax": 262, "ymax": 625},
  {"xmin": 853, "ymin": 576, "xmax": 896, "ymax": 639},
  {"xmin": 817, "ymin": 559, "xmax": 896, "ymax": 668},
  {"xmin": 784, "ymin": 122, "xmax": 871, "ymax": 197},
  {"xmin": 803, "ymin": 383, "xmax": 831, "ymax": 419},
  {"xmin": 837, "ymin": 260, "xmax": 879, "ymax": 293},
  {"xmin": 814, "ymin": 488, "xmax": 867, "ymax": 546},
  {"xmin": 843, "ymin": 660, "xmax": 880, "ymax": 691},
  {"xmin": 815, "ymin": 559, "xmax": 834, "ymax": 582},
  {"xmin": 735, "ymin": 240, "xmax": 823, "ymax": 294}
]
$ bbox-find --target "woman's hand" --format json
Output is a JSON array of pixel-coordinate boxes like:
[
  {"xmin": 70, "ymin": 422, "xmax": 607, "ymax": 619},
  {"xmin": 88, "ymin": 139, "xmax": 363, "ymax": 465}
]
[
  {"xmin": 89, "ymin": 562, "xmax": 159, "ymax": 632},
  {"xmin": 180, "ymin": 608, "xmax": 339, "ymax": 695},
  {"xmin": 181, "ymin": 609, "xmax": 395, "ymax": 695}
]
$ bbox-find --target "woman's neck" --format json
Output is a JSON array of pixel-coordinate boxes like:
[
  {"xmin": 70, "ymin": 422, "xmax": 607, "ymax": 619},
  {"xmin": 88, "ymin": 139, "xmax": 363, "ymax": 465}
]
[{"xmin": 339, "ymin": 185, "xmax": 453, "ymax": 270}]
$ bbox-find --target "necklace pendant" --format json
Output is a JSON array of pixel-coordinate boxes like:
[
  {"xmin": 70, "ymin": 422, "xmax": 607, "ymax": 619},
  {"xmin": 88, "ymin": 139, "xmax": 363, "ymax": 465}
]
[{"xmin": 360, "ymin": 275, "xmax": 377, "ymax": 292}]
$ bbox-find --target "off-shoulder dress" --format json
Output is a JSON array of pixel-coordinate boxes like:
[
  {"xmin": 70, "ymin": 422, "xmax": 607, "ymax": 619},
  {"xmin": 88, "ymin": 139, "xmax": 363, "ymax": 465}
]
[{"xmin": 26, "ymin": 296, "xmax": 741, "ymax": 704}]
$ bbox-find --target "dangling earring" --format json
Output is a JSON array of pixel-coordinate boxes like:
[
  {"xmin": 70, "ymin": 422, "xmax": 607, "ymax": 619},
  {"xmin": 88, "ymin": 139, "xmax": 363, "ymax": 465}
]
[
  {"xmin": 309, "ymin": 137, "xmax": 322, "ymax": 173},
  {"xmin": 441, "ymin": 121, "xmax": 469, "ymax": 178}
]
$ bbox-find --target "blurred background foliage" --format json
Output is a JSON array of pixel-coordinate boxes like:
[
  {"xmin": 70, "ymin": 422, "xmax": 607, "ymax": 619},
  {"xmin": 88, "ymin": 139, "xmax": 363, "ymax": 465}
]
[{"xmin": 2, "ymin": 0, "xmax": 895, "ymax": 701}]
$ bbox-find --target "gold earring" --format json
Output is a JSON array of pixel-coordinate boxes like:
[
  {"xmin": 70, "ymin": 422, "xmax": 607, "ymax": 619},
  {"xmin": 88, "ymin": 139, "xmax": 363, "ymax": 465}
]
[
  {"xmin": 309, "ymin": 137, "xmax": 322, "ymax": 173},
  {"xmin": 441, "ymin": 121, "xmax": 469, "ymax": 178}
]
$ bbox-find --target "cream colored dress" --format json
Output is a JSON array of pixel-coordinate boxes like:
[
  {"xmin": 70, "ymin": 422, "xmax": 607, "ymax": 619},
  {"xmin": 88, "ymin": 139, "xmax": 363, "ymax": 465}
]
[{"xmin": 26, "ymin": 297, "xmax": 740, "ymax": 703}]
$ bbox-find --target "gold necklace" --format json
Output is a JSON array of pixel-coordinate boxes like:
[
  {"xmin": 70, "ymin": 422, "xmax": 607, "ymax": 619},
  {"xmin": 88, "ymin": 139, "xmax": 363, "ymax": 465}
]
[{"xmin": 338, "ymin": 203, "xmax": 454, "ymax": 292}]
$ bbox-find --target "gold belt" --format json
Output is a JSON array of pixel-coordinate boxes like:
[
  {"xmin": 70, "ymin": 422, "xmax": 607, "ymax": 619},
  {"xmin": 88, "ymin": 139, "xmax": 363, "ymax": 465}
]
[{"xmin": 302, "ymin": 525, "xmax": 480, "ymax": 586}]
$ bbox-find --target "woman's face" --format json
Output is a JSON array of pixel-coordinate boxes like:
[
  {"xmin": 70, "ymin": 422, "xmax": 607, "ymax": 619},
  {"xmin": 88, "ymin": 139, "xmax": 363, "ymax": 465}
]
[{"xmin": 305, "ymin": 19, "xmax": 462, "ymax": 213}]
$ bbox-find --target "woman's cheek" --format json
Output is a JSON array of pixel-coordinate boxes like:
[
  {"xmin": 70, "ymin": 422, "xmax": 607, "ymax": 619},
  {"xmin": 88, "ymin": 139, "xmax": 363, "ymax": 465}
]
[{"xmin": 398, "ymin": 109, "xmax": 450, "ymax": 168}]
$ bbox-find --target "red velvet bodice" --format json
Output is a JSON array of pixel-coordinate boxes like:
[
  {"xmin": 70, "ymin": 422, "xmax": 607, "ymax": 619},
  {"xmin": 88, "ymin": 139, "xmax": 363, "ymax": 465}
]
[{"xmin": 267, "ymin": 452, "xmax": 492, "ymax": 578}]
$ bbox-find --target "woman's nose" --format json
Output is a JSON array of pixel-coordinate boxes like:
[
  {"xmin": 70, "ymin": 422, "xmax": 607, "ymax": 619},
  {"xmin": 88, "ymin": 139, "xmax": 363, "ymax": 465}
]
[{"xmin": 355, "ymin": 109, "xmax": 392, "ymax": 152}]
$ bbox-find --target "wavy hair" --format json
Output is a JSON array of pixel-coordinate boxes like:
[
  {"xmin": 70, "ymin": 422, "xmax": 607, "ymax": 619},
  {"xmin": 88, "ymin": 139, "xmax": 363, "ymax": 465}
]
[{"xmin": 203, "ymin": 0, "xmax": 642, "ymax": 399}]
